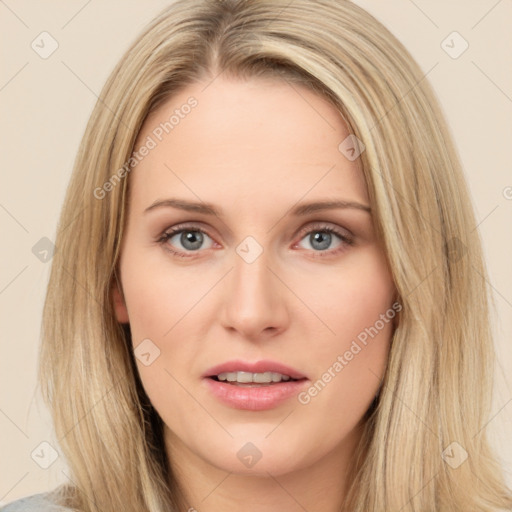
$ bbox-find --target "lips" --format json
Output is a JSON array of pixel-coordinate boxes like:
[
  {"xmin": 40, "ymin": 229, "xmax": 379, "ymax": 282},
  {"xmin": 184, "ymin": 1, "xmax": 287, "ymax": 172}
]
[
  {"xmin": 202, "ymin": 359, "xmax": 308, "ymax": 381},
  {"xmin": 202, "ymin": 360, "xmax": 310, "ymax": 411}
]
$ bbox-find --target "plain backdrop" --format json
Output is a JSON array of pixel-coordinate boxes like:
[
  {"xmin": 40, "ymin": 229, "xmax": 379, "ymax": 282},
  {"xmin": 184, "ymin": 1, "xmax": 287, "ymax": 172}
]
[{"xmin": 1, "ymin": 0, "xmax": 511, "ymax": 505}]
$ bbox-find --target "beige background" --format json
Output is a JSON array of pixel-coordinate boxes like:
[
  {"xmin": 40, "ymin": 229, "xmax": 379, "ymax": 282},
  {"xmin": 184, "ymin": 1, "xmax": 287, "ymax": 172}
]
[{"xmin": 1, "ymin": 0, "xmax": 511, "ymax": 505}]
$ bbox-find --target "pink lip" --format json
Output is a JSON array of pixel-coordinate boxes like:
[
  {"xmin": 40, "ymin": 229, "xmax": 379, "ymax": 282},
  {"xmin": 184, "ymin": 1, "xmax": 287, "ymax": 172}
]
[
  {"xmin": 203, "ymin": 378, "xmax": 309, "ymax": 411},
  {"xmin": 201, "ymin": 359, "xmax": 309, "ymax": 411},
  {"xmin": 202, "ymin": 359, "xmax": 307, "ymax": 380}
]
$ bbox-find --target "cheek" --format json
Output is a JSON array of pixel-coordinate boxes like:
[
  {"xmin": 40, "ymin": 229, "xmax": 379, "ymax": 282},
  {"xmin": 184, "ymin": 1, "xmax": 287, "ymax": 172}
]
[
  {"xmin": 120, "ymin": 252, "xmax": 206, "ymax": 341},
  {"xmin": 119, "ymin": 255, "xmax": 200, "ymax": 410},
  {"xmin": 295, "ymin": 248, "xmax": 395, "ymax": 405},
  {"xmin": 298, "ymin": 247, "xmax": 395, "ymax": 347}
]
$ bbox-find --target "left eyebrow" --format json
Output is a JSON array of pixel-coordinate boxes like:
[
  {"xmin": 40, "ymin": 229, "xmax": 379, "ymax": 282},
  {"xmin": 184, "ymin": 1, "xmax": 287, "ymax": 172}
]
[{"xmin": 291, "ymin": 200, "xmax": 371, "ymax": 215}]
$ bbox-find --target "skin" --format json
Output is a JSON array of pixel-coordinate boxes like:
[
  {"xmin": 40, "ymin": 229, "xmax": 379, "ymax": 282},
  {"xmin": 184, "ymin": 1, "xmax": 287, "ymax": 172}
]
[{"xmin": 113, "ymin": 76, "xmax": 396, "ymax": 511}]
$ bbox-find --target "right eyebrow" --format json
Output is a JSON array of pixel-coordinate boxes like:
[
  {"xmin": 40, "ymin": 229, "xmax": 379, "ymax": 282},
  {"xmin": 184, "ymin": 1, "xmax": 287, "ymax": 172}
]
[{"xmin": 144, "ymin": 198, "xmax": 220, "ymax": 216}]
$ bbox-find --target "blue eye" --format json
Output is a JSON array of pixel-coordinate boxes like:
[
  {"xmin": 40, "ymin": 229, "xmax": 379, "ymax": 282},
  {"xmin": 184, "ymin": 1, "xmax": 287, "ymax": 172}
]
[
  {"xmin": 158, "ymin": 223, "xmax": 354, "ymax": 259},
  {"xmin": 160, "ymin": 228, "xmax": 213, "ymax": 255},
  {"xmin": 298, "ymin": 228, "xmax": 343, "ymax": 252}
]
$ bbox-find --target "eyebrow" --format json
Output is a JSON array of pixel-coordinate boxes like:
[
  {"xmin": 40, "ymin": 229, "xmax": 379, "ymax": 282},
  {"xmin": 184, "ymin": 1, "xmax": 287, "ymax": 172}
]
[
  {"xmin": 144, "ymin": 198, "xmax": 371, "ymax": 216},
  {"xmin": 144, "ymin": 198, "xmax": 371, "ymax": 217}
]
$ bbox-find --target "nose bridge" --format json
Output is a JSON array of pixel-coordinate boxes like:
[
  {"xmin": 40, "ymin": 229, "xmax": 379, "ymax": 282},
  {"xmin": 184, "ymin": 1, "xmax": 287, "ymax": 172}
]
[
  {"xmin": 220, "ymin": 241, "xmax": 288, "ymax": 338},
  {"xmin": 232, "ymin": 246, "xmax": 271, "ymax": 299}
]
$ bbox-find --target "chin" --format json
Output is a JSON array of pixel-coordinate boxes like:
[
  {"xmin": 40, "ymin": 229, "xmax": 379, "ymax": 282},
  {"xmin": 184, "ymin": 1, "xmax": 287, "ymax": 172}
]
[{"xmin": 198, "ymin": 435, "xmax": 315, "ymax": 477}]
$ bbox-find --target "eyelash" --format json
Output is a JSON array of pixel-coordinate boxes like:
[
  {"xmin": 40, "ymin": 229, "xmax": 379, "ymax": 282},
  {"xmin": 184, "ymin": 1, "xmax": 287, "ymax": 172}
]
[{"xmin": 157, "ymin": 223, "xmax": 354, "ymax": 259}]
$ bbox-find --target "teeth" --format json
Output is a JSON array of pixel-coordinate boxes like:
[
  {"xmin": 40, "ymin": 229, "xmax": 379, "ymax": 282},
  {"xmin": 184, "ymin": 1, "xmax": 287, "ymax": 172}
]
[{"xmin": 217, "ymin": 371, "xmax": 293, "ymax": 383}]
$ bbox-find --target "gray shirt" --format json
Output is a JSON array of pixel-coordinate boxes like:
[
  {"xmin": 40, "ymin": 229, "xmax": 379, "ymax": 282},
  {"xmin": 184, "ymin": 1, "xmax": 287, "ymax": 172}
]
[{"xmin": 0, "ymin": 492, "xmax": 72, "ymax": 511}]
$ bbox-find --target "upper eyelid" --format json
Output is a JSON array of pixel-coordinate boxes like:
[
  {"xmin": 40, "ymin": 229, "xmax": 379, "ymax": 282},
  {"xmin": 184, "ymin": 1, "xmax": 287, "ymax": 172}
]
[
  {"xmin": 162, "ymin": 220, "xmax": 349, "ymax": 234},
  {"xmin": 161, "ymin": 221, "xmax": 351, "ymax": 247}
]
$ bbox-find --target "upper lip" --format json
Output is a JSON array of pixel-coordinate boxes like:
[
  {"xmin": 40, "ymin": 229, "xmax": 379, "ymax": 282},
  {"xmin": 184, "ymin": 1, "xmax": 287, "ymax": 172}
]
[{"xmin": 203, "ymin": 359, "xmax": 308, "ymax": 380}]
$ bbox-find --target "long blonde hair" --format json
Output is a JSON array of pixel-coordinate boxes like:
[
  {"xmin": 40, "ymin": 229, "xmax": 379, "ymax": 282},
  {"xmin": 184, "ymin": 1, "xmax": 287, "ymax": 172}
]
[{"xmin": 39, "ymin": 0, "xmax": 512, "ymax": 510}]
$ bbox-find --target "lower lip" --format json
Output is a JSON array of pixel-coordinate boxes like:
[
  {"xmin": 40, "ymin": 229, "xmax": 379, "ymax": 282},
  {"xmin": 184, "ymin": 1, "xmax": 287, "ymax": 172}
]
[{"xmin": 203, "ymin": 377, "xmax": 309, "ymax": 411}]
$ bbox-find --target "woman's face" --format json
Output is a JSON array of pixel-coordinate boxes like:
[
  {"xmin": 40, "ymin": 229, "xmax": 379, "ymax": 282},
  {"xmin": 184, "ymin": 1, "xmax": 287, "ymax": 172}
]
[{"xmin": 114, "ymin": 76, "xmax": 396, "ymax": 477}]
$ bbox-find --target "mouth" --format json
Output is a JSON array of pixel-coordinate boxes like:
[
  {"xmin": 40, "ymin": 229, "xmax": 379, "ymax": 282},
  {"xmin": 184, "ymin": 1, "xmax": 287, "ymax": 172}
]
[
  {"xmin": 208, "ymin": 371, "xmax": 306, "ymax": 387},
  {"xmin": 202, "ymin": 360, "xmax": 309, "ymax": 410},
  {"xmin": 203, "ymin": 359, "xmax": 308, "ymax": 381}
]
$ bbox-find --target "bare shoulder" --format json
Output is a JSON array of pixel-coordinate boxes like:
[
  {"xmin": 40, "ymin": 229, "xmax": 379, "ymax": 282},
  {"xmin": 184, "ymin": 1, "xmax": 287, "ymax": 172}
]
[{"xmin": 0, "ymin": 491, "xmax": 73, "ymax": 512}]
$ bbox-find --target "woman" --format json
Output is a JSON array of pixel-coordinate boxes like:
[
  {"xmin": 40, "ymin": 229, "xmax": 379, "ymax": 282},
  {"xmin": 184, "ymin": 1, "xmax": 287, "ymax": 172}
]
[{"xmin": 3, "ymin": 0, "xmax": 511, "ymax": 510}]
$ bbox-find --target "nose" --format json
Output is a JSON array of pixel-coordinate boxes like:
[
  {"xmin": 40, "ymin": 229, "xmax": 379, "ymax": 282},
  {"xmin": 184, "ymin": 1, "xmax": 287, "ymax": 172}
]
[{"xmin": 220, "ymin": 248, "xmax": 290, "ymax": 341}]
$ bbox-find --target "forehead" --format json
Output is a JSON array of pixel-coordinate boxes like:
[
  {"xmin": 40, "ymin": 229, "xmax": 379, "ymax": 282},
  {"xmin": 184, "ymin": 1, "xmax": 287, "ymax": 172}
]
[{"xmin": 129, "ymin": 77, "xmax": 369, "ymax": 211}]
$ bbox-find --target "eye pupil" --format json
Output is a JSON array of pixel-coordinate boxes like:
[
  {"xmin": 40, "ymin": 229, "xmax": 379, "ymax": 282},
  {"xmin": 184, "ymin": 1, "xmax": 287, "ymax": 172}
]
[
  {"xmin": 181, "ymin": 231, "xmax": 203, "ymax": 250},
  {"xmin": 310, "ymin": 231, "xmax": 331, "ymax": 250}
]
